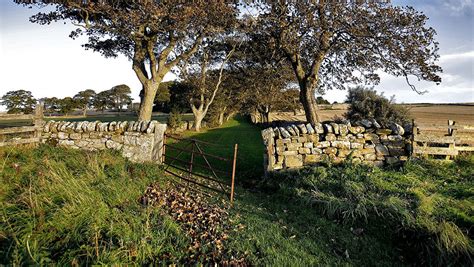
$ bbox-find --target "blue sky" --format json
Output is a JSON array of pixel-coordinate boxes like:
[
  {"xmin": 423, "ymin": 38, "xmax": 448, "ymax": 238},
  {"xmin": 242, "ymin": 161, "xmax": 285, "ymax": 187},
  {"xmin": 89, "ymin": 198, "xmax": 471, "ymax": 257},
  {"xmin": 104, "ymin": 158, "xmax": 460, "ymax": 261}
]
[{"xmin": 0, "ymin": 0, "xmax": 473, "ymax": 108}]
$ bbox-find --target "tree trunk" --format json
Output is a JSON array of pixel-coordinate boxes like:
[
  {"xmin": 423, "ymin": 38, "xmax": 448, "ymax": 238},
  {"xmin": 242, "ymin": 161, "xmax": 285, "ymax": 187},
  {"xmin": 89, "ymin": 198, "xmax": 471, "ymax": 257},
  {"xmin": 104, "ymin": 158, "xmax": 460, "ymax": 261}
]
[
  {"xmin": 193, "ymin": 111, "xmax": 205, "ymax": 132},
  {"xmin": 138, "ymin": 85, "xmax": 157, "ymax": 121},
  {"xmin": 299, "ymin": 82, "xmax": 320, "ymax": 124},
  {"xmin": 83, "ymin": 107, "xmax": 87, "ymax": 117},
  {"xmin": 219, "ymin": 111, "xmax": 225, "ymax": 126}
]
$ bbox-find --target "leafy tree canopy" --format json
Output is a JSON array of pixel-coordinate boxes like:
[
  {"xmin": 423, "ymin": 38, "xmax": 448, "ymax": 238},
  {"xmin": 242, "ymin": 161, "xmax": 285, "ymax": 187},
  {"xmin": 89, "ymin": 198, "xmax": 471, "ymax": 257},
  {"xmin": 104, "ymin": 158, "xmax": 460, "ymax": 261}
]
[{"xmin": 1, "ymin": 90, "xmax": 37, "ymax": 114}]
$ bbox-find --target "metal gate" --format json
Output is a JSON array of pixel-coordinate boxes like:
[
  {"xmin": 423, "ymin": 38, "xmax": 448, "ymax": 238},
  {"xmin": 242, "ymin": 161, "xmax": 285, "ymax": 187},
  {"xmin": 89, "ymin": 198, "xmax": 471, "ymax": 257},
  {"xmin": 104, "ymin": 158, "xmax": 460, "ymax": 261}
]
[{"xmin": 162, "ymin": 134, "xmax": 238, "ymax": 203}]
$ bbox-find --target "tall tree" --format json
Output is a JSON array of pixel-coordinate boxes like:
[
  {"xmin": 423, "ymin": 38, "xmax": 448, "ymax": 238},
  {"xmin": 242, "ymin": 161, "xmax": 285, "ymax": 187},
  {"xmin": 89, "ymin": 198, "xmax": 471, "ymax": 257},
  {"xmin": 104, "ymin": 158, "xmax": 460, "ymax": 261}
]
[
  {"xmin": 73, "ymin": 89, "xmax": 96, "ymax": 116},
  {"xmin": 1, "ymin": 90, "xmax": 36, "ymax": 114},
  {"xmin": 93, "ymin": 90, "xmax": 113, "ymax": 114},
  {"xmin": 17, "ymin": 0, "xmax": 238, "ymax": 121},
  {"xmin": 180, "ymin": 42, "xmax": 237, "ymax": 131},
  {"xmin": 253, "ymin": 1, "xmax": 442, "ymax": 124},
  {"xmin": 110, "ymin": 84, "xmax": 132, "ymax": 113},
  {"xmin": 57, "ymin": 97, "xmax": 77, "ymax": 115}
]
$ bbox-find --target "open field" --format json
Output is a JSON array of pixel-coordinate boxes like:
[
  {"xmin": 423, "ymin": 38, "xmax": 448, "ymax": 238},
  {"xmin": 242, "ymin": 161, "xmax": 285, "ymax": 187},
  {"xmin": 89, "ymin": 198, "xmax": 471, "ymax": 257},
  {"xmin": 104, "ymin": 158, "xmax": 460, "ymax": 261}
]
[{"xmin": 270, "ymin": 104, "xmax": 474, "ymax": 126}]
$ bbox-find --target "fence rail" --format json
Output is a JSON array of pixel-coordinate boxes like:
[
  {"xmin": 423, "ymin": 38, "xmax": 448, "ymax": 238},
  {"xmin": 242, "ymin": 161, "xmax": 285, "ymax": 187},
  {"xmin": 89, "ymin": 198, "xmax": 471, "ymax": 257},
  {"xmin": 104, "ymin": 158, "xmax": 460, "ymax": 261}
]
[
  {"xmin": 162, "ymin": 134, "xmax": 238, "ymax": 203},
  {"xmin": 0, "ymin": 104, "xmax": 44, "ymax": 147},
  {"xmin": 412, "ymin": 119, "xmax": 474, "ymax": 159}
]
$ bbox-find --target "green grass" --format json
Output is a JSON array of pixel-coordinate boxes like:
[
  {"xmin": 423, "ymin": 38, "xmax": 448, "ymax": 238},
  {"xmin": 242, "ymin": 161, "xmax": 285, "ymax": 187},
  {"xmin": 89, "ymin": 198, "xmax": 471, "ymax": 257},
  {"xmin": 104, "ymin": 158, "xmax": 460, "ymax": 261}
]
[{"xmin": 0, "ymin": 145, "xmax": 190, "ymax": 265}]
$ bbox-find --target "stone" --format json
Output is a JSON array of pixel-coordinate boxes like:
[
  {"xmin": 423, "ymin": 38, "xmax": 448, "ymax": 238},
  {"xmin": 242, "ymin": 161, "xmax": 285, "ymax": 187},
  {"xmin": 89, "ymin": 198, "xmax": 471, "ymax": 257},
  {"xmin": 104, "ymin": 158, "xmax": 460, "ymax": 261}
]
[
  {"xmin": 385, "ymin": 157, "xmax": 400, "ymax": 165},
  {"xmin": 403, "ymin": 123, "xmax": 413, "ymax": 135},
  {"xmin": 69, "ymin": 133, "xmax": 82, "ymax": 140},
  {"xmin": 286, "ymin": 143, "xmax": 303, "ymax": 151},
  {"xmin": 364, "ymin": 133, "xmax": 380, "ymax": 141},
  {"xmin": 364, "ymin": 143, "xmax": 376, "ymax": 149},
  {"xmin": 358, "ymin": 119, "xmax": 372, "ymax": 128},
  {"xmin": 364, "ymin": 153, "xmax": 377, "ymax": 161},
  {"xmin": 285, "ymin": 126, "xmax": 296, "ymax": 136},
  {"xmin": 370, "ymin": 119, "xmax": 381, "ymax": 129},
  {"xmin": 291, "ymin": 125, "xmax": 300, "ymax": 136},
  {"xmin": 298, "ymin": 136, "xmax": 307, "ymax": 143},
  {"xmin": 325, "ymin": 133, "xmax": 337, "ymax": 142},
  {"xmin": 316, "ymin": 141, "xmax": 331, "ymax": 148},
  {"xmin": 298, "ymin": 147, "xmax": 311, "ymax": 154},
  {"xmin": 111, "ymin": 135, "xmax": 124, "ymax": 143},
  {"xmin": 375, "ymin": 144, "xmax": 390, "ymax": 156},
  {"xmin": 337, "ymin": 149, "xmax": 351, "ymax": 157},
  {"xmin": 390, "ymin": 123, "xmax": 405, "ymax": 136},
  {"xmin": 330, "ymin": 123, "xmax": 340, "ymax": 134},
  {"xmin": 388, "ymin": 147, "xmax": 406, "ymax": 156},
  {"xmin": 276, "ymin": 139, "xmax": 290, "ymax": 146},
  {"xmin": 361, "ymin": 148, "xmax": 376, "ymax": 155},
  {"xmin": 273, "ymin": 128, "xmax": 281, "ymax": 139},
  {"xmin": 307, "ymin": 134, "xmax": 319, "ymax": 143},
  {"xmin": 106, "ymin": 140, "xmax": 122, "ymax": 150},
  {"xmin": 376, "ymin": 129, "xmax": 392, "ymax": 135},
  {"xmin": 306, "ymin": 123, "xmax": 315, "ymax": 134},
  {"xmin": 261, "ymin": 128, "xmax": 275, "ymax": 146},
  {"xmin": 311, "ymin": 148, "xmax": 323, "ymax": 154},
  {"xmin": 43, "ymin": 121, "xmax": 52, "ymax": 133},
  {"xmin": 109, "ymin": 121, "xmax": 117, "ymax": 132},
  {"xmin": 339, "ymin": 124, "xmax": 349, "ymax": 136},
  {"xmin": 314, "ymin": 123, "xmax": 324, "ymax": 134},
  {"xmin": 58, "ymin": 140, "xmax": 75, "ymax": 146},
  {"xmin": 297, "ymin": 124, "xmax": 307, "ymax": 134},
  {"xmin": 324, "ymin": 147, "xmax": 337, "ymax": 155},
  {"xmin": 332, "ymin": 140, "xmax": 350, "ymax": 149},
  {"xmin": 303, "ymin": 142, "xmax": 314, "ymax": 148},
  {"xmin": 279, "ymin": 127, "xmax": 291, "ymax": 138},
  {"xmin": 336, "ymin": 135, "xmax": 349, "ymax": 141},
  {"xmin": 323, "ymin": 123, "xmax": 333, "ymax": 133},
  {"xmin": 284, "ymin": 155, "xmax": 303, "ymax": 168},
  {"xmin": 304, "ymin": 154, "xmax": 321, "ymax": 163},
  {"xmin": 388, "ymin": 135, "xmax": 403, "ymax": 142},
  {"xmin": 291, "ymin": 137, "xmax": 299, "ymax": 143},
  {"xmin": 58, "ymin": 132, "xmax": 68, "ymax": 140},
  {"xmin": 350, "ymin": 143, "xmax": 363, "ymax": 149},
  {"xmin": 349, "ymin": 126, "xmax": 362, "ymax": 134}
]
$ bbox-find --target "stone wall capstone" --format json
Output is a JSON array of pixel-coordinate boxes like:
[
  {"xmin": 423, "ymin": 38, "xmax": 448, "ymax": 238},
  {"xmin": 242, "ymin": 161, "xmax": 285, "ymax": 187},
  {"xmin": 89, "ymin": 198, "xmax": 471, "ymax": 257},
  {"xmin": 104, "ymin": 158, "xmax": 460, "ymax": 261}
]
[
  {"xmin": 262, "ymin": 121, "xmax": 411, "ymax": 171},
  {"xmin": 41, "ymin": 120, "xmax": 166, "ymax": 163}
]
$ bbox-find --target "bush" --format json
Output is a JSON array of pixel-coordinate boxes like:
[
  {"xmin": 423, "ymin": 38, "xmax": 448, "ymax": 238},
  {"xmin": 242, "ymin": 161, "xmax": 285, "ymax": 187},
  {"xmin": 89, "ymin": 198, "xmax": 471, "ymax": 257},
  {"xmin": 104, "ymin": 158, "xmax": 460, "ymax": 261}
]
[
  {"xmin": 167, "ymin": 108, "xmax": 183, "ymax": 132},
  {"xmin": 264, "ymin": 156, "xmax": 474, "ymax": 266},
  {"xmin": 345, "ymin": 86, "xmax": 410, "ymax": 127}
]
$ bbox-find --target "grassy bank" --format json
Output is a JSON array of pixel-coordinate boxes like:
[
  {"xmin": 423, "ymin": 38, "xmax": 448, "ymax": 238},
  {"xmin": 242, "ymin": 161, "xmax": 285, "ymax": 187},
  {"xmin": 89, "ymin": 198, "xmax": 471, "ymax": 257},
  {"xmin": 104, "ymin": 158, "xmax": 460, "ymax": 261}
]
[{"xmin": 0, "ymin": 145, "xmax": 236, "ymax": 265}]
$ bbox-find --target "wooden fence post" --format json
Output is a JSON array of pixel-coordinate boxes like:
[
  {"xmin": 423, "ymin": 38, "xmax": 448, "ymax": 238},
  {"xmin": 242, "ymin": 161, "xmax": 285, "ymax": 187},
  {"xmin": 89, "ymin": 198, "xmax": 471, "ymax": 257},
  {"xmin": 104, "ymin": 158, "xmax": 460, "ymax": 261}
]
[
  {"xmin": 411, "ymin": 119, "xmax": 417, "ymax": 158},
  {"xmin": 230, "ymin": 143, "xmax": 238, "ymax": 204},
  {"xmin": 447, "ymin": 120, "xmax": 456, "ymax": 160},
  {"xmin": 33, "ymin": 102, "xmax": 44, "ymax": 141}
]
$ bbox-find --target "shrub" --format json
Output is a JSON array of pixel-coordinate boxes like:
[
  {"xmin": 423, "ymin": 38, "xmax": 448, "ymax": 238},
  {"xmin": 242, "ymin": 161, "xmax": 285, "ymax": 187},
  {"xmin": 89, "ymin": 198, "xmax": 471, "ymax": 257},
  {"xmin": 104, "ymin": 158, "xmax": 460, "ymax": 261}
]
[
  {"xmin": 167, "ymin": 108, "xmax": 183, "ymax": 132},
  {"xmin": 345, "ymin": 86, "xmax": 410, "ymax": 127}
]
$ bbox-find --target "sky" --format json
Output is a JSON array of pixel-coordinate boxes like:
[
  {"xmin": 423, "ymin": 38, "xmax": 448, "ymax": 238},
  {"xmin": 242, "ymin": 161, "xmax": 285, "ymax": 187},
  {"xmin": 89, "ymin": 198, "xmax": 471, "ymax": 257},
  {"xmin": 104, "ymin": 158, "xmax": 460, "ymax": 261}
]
[{"xmin": 0, "ymin": 0, "xmax": 473, "ymax": 111}]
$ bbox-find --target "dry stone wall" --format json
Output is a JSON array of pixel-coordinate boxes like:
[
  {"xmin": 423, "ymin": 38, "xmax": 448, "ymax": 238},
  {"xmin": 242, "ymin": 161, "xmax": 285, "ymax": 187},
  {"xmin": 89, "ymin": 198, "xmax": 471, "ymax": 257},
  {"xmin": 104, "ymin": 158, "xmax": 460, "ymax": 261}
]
[
  {"xmin": 262, "ymin": 121, "xmax": 411, "ymax": 171},
  {"xmin": 41, "ymin": 120, "xmax": 166, "ymax": 163}
]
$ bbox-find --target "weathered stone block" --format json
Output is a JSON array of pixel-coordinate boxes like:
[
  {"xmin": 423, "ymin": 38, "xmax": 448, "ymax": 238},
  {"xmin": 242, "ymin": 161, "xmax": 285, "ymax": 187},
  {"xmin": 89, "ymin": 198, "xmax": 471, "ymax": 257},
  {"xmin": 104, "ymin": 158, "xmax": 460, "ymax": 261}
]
[
  {"xmin": 304, "ymin": 154, "xmax": 321, "ymax": 163},
  {"xmin": 388, "ymin": 147, "xmax": 406, "ymax": 156},
  {"xmin": 364, "ymin": 143, "xmax": 376, "ymax": 149},
  {"xmin": 311, "ymin": 148, "xmax": 323, "ymax": 154},
  {"xmin": 324, "ymin": 147, "xmax": 337, "ymax": 155},
  {"xmin": 316, "ymin": 141, "xmax": 331, "ymax": 148},
  {"xmin": 69, "ymin": 133, "xmax": 82, "ymax": 140},
  {"xmin": 324, "ymin": 123, "xmax": 333, "ymax": 133},
  {"xmin": 58, "ymin": 132, "xmax": 68, "ymax": 140},
  {"xmin": 303, "ymin": 142, "xmax": 314, "ymax": 148},
  {"xmin": 388, "ymin": 135, "xmax": 403, "ymax": 141},
  {"xmin": 330, "ymin": 123, "xmax": 340, "ymax": 134},
  {"xmin": 376, "ymin": 129, "xmax": 392, "ymax": 135},
  {"xmin": 339, "ymin": 124, "xmax": 349, "ymax": 136},
  {"xmin": 284, "ymin": 155, "xmax": 303, "ymax": 168},
  {"xmin": 298, "ymin": 136, "xmax": 307, "ymax": 143},
  {"xmin": 364, "ymin": 133, "xmax": 380, "ymax": 141},
  {"xmin": 314, "ymin": 123, "xmax": 324, "ymax": 134},
  {"xmin": 297, "ymin": 124, "xmax": 307, "ymax": 134},
  {"xmin": 351, "ymin": 143, "xmax": 363, "ymax": 149},
  {"xmin": 306, "ymin": 123, "xmax": 315, "ymax": 134},
  {"xmin": 364, "ymin": 153, "xmax": 377, "ymax": 161},
  {"xmin": 375, "ymin": 144, "xmax": 390, "ymax": 156},
  {"xmin": 332, "ymin": 140, "xmax": 351, "ymax": 149},
  {"xmin": 325, "ymin": 133, "xmax": 336, "ymax": 142},
  {"xmin": 385, "ymin": 157, "xmax": 400, "ymax": 165},
  {"xmin": 276, "ymin": 139, "xmax": 290, "ymax": 146},
  {"xmin": 282, "ymin": 150, "xmax": 298, "ymax": 156},
  {"xmin": 337, "ymin": 149, "xmax": 351, "ymax": 157},
  {"xmin": 307, "ymin": 134, "xmax": 319, "ymax": 143},
  {"xmin": 286, "ymin": 143, "xmax": 302, "ymax": 150},
  {"xmin": 298, "ymin": 147, "xmax": 311, "ymax": 154}
]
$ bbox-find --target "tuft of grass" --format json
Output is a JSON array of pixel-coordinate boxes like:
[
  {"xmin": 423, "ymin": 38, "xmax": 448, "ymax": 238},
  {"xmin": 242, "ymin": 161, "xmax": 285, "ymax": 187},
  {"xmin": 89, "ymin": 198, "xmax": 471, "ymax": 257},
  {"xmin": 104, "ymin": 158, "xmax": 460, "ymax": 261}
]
[
  {"xmin": 0, "ymin": 145, "xmax": 189, "ymax": 265},
  {"xmin": 264, "ymin": 155, "xmax": 474, "ymax": 266}
]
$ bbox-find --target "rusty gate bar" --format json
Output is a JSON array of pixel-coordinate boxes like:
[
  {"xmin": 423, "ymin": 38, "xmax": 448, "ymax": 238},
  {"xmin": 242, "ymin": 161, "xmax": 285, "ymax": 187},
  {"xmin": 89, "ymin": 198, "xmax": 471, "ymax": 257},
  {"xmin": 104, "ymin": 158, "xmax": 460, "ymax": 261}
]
[{"xmin": 162, "ymin": 134, "xmax": 238, "ymax": 203}]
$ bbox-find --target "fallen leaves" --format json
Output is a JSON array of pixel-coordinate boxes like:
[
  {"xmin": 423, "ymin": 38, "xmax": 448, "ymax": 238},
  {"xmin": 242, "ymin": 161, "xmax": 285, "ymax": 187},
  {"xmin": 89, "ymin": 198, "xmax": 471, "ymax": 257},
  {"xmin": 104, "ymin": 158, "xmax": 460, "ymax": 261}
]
[{"xmin": 140, "ymin": 183, "xmax": 247, "ymax": 266}]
